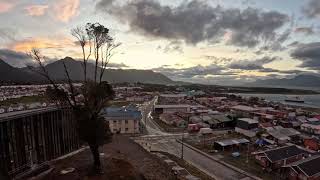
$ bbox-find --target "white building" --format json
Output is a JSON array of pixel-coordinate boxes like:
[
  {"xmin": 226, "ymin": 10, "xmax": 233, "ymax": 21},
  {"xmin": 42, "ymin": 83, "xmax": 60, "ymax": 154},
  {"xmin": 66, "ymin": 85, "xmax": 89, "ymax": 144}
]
[{"xmin": 102, "ymin": 106, "xmax": 142, "ymax": 134}]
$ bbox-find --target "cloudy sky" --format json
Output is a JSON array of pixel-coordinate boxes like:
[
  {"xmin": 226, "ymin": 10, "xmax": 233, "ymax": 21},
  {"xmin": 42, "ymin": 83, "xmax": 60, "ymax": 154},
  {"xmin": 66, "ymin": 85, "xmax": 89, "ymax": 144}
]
[{"xmin": 0, "ymin": 0, "xmax": 320, "ymax": 85}]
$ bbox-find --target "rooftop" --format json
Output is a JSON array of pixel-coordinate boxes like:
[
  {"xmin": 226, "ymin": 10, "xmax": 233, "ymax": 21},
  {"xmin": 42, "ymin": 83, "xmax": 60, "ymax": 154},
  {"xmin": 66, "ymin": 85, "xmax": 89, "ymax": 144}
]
[
  {"xmin": 238, "ymin": 118, "xmax": 258, "ymax": 124},
  {"xmin": 286, "ymin": 155, "xmax": 320, "ymax": 177},
  {"xmin": 263, "ymin": 145, "xmax": 307, "ymax": 162},
  {"xmin": 155, "ymin": 104, "xmax": 191, "ymax": 108},
  {"xmin": 160, "ymin": 94, "xmax": 187, "ymax": 98},
  {"xmin": 215, "ymin": 138, "xmax": 249, "ymax": 147},
  {"xmin": 266, "ymin": 126, "xmax": 301, "ymax": 140},
  {"xmin": 203, "ymin": 115, "xmax": 232, "ymax": 124},
  {"xmin": 102, "ymin": 105, "xmax": 142, "ymax": 120},
  {"xmin": 231, "ymin": 105, "xmax": 258, "ymax": 112}
]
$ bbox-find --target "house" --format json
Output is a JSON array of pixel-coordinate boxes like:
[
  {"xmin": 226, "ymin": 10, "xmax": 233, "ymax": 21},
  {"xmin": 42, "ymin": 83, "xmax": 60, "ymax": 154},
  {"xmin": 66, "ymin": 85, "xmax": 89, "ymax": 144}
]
[
  {"xmin": 303, "ymin": 137, "xmax": 319, "ymax": 151},
  {"xmin": 279, "ymin": 120, "xmax": 294, "ymax": 128},
  {"xmin": 13, "ymin": 105, "xmax": 24, "ymax": 111},
  {"xmin": 307, "ymin": 118, "xmax": 319, "ymax": 123},
  {"xmin": 7, "ymin": 107, "xmax": 13, "ymax": 112},
  {"xmin": 278, "ymin": 120, "xmax": 301, "ymax": 129},
  {"xmin": 235, "ymin": 118, "xmax": 259, "ymax": 138},
  {"xmin": 260, "ymin": 122, "xmax": 274, "ymax": 129},
  {"xmin": 297, "ymin": 116, "xmax": 308, "ymax": 123},
  {"xmin": 188, "ymin": 124, "xmax": 200, "ymax": 132},
  {"xmin": 159, "ymin": 94, "xmax": 186, "ymax": 103},
  {"xmin": 102, "ymin": 105, "xmax": 142, "ymax": 134},
  {"xmin": 231, "ymin": 105, "xmax": 259, "ymax": 117},
  {"xmin": 154, "ymin": 104, "xmax": 191, "ymax": 114},
  {"xmin": 196, "ymin": 97, "xmax": 226, "ymax": 105},
  {"xmin": 301, "ymin": 121, "xmax": 320, "ymax": 135},
  {"xmin": 126, "ymin": 96, "xmax": 145, "ymax": 102},
  {"xmin": 314, "ymin": 115, "xmax": 320, "ymax": 121},
  {"xmin": 199, "ymin": 128, "xmax": 212, "ymax": 135},
  {"xmin": 187, "ymin": 90, "xmax": 205, "ymax": 97},
  {"xmin": 267, "ymin": 109, "xmax": 288, "ymax": 119},
  {"xmin": 253, "ymin": 112, "xmax": 274, "ymax": 122},
  {"xmin": 196, "ymin": 122, "xmax": 210, "ymax": 129},
  {"xmin": 189, "ymin": 115, "xmax": 204, "ymax": 123},
  {"xmin": 173, "ymin": 118, "xmax": 187, "ymax": 128},
  {"xmin": 254, "ymin": 145, "xmax": 308, "ymax": 170},
  {"xmin": 159, "ymin": 113, "xmax": 187, "ymax": 128},
  {"xmin": 265, "ymin": 126, "xmax": 301, "ymax": 144},
  {"xmin": 283, "ymin": 155, "xmax": 320, "ymax": 180},
  {"xmin": 201, "ymin": 114, "xmax": 234, "ymax": 129}
]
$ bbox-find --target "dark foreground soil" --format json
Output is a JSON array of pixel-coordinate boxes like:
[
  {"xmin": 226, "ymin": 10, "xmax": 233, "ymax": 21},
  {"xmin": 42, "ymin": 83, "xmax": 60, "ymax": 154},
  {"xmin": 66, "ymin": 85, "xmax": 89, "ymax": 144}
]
[{"xmin": 38, "ymin": 135, "xmax": 175, "ymax": 180}]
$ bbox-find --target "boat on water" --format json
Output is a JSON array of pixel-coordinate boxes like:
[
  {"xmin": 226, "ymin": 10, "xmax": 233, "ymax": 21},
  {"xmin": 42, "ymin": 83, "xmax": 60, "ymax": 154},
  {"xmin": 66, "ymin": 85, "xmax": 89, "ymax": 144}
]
[{"xmin": 285, "ymin": 96, "xmax": 305, "ymax": 103}]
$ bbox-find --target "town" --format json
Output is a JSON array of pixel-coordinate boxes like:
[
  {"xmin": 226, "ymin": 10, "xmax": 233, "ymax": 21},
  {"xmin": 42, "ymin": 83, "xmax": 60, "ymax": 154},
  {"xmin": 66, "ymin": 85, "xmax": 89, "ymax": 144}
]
[
  {"xmin": 1, "ymin": 83, "xmax": 320, "ymax": 180},
  {"xmin": 1, "ymin": 0, "xmax": 320, "ymax": 179}
]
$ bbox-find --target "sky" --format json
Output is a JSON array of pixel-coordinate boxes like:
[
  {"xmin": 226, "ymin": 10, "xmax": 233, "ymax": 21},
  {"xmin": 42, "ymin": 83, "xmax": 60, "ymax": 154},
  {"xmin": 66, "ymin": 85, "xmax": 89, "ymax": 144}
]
[{"xmin": 0, "ymin": 0, "xmax": 320, "ymax": 85}]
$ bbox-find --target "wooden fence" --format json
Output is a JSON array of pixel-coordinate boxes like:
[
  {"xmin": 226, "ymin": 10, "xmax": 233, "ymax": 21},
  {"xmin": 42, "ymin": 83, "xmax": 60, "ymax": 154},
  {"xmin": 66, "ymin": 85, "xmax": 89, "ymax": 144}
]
[{"xmin": 0, "ymin": 107, "xmax": 80, "ymax": 178}]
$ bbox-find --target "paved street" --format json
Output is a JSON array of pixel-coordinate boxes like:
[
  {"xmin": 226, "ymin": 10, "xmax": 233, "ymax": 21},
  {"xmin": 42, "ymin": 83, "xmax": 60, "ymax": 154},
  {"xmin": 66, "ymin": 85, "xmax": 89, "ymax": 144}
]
[
  {"xmin": 139, "ymin": 96, "xmax": 169, "ymax": 135},
  {"xmin": 135, "ymin": 97, "xmax": 256, "ymax": 180}
]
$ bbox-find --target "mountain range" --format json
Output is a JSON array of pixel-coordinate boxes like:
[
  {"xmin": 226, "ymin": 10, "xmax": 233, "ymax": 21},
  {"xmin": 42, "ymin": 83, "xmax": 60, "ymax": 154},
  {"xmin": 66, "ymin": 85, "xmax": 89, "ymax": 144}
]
[
  {"xmin": 0, "ymin": 57, "xmax": 174, "ymax": 84},
  {"xmin": 1, "ymin": 57, "xmax": 320, "ymax": 88},
  {"xmin": 249, "ymin": 74, "xmax": 320, "ymax": 88}
]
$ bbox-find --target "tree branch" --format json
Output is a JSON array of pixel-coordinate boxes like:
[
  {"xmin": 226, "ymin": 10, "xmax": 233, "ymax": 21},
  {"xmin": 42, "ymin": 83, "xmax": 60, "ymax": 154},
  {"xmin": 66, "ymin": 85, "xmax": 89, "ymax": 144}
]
[{"xmin": 62, "ymin": 62, "xmax": 78, "ymax": 107}]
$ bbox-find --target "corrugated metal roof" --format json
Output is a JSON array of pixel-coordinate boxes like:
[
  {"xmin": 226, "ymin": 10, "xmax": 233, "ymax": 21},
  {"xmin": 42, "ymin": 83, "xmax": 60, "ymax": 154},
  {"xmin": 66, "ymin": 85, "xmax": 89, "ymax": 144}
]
[
  {"xmin": 102, "ymin": 106, "xmax": 142, "ymax": 120},
  {"xmin": 215, "ymin": 138, "xmax": 249, "ymax": 147}
]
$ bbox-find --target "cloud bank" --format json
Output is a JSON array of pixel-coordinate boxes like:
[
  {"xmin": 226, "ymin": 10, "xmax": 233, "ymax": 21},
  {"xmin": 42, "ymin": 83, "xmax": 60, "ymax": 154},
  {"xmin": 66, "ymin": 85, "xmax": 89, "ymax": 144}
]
[
  {"xmin": 291, "ymin": 42, "xmax": 320, "ymax": 70},
  {"xmin": 96, "ymin": 0, "xmax": 289, "ymax": 47}
]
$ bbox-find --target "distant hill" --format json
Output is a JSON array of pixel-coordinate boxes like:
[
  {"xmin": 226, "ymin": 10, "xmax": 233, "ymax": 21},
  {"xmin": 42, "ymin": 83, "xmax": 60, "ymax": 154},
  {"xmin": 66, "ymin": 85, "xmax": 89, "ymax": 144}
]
[
  {"xmin": 0, "ymin": 57, "xmax": 174, "ymax": 84},
  {"xmin": 249, "ymin": 75, "xmax": 320, "ymax": 88},
  {"xmin": 0, "ymin": 59, "xmax": 43, "ymax": 83}
]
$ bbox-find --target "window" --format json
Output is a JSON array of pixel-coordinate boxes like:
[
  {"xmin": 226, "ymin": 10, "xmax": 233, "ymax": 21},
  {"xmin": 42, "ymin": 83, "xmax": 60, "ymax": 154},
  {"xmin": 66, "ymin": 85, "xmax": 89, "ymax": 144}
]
[
  {"xmin": 113, "ymin": 120, "xmax": 117, "ymax": 123},
  {"xmin": 125, "ymin": 120, "xmax": 128, "ymax": 124},
  {"xmin": 125, "ymin": 128, "xmax": 129, "ymax": 132}
]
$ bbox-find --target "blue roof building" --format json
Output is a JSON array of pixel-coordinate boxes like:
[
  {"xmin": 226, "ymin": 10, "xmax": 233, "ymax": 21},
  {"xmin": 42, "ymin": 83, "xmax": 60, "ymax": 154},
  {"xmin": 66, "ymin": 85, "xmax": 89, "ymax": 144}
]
[
  {"xmin": 102, "ymin": 105, "xmax": 142, "ymax": 120},
  {"xmin": 102, "ymin": 105, "xmax": 142, "ymax": 134}
]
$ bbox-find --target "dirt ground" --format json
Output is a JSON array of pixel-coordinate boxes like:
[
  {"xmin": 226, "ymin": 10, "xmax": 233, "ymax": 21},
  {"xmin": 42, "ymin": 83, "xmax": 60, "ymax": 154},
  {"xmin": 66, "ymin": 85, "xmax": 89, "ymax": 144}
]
[{"xmin": 39, "ymin": 135, "xmax": 175, "ymax": 180}]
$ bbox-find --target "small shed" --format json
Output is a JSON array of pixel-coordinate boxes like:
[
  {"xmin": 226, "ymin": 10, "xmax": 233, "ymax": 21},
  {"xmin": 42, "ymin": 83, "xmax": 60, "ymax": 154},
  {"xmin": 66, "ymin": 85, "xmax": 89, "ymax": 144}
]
[
  {"xmin": 214, "ymin": 138, "xmax": 250, "ymax": 151},
  {"xmin": 199, "ymin": 128, "xmax": 212, "ymax": 135}
]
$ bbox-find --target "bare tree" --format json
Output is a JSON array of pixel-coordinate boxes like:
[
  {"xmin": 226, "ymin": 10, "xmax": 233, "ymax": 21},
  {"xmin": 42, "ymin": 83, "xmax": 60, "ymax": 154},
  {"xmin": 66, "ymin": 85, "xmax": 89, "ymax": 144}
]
[
  {"xmin": 28, "ymin": 22, "xmax": 120, "ymax": 174},
  {"xmin": 71, "ymin": 26, "xmax": 91, "ymax": 83}
]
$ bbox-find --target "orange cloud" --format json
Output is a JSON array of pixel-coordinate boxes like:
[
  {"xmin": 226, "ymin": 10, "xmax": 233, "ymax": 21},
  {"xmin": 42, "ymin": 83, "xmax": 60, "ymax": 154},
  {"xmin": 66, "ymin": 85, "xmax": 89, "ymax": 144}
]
[
  {"xmin": 25, "ymin": 5, "xmax": 49, "ymax": 16},
  {"xmin": 53, "ymin": 0, "xmax": 80, "ymax": 23},
  {"xmin": 0, "ymin": 2, "xmax": 14, "ymax": 13},
  {"xmin": 10, "ymin": 37, "xmax": 75, "ymax": 52}
]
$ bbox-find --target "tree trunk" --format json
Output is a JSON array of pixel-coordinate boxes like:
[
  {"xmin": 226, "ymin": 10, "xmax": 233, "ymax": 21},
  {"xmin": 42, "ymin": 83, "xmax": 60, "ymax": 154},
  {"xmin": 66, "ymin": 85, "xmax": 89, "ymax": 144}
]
[{"xmin": 89, "ymin": 144, "xmax": 102, "ymax": 173}]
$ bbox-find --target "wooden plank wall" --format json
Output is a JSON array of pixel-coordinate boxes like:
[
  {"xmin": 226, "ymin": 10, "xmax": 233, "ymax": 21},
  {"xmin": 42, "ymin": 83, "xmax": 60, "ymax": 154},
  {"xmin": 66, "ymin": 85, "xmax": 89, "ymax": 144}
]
[{"xmin": 0, "ymin": 108, "xmax": 80, "ymax": 177}]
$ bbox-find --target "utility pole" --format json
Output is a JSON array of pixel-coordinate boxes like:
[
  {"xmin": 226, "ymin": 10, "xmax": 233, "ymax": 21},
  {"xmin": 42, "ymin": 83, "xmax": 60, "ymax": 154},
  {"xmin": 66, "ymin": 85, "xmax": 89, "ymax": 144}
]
[
  {"xmin": 246, "ymin": 143, "xmax": 249, "ymax": 163},
  {"xmin": 181, "ymin": 128, "xmax": 184, "ymax": 159},
  {"xmin": 144, "ymin": 104, "xmax": 148, "ymax": 134},
  {"xmin": 181, "ymin": 115, "xmax": 190, "ymax": 160}
]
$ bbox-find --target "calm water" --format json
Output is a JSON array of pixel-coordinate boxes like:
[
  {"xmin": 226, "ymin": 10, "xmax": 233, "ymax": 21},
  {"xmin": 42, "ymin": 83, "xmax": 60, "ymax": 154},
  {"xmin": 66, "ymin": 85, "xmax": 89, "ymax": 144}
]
[{"xmin": 236, "ymin": 93, "xmax": 320, "ymax": 108}]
